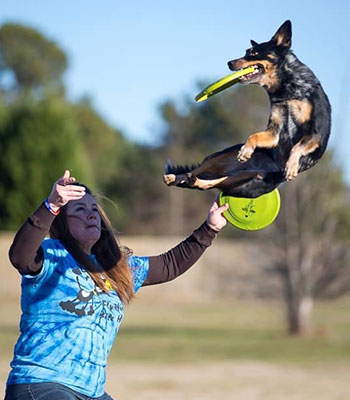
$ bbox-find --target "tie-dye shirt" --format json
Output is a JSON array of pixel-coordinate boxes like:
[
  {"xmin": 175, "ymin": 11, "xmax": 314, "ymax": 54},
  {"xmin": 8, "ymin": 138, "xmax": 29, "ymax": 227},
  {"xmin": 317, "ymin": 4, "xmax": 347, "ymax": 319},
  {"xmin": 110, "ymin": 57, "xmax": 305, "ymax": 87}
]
[{"xmin": 7, "ymin": 238, "xmax": 149, "ymax": 398}]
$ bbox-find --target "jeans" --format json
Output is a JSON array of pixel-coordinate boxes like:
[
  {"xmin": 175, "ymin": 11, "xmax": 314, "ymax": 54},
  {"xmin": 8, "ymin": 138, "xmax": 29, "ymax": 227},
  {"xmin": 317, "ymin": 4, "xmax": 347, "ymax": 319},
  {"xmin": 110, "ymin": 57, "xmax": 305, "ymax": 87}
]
[{"xmin": 5, "ymin": 383, "xmax": 115, "ymax": 400}]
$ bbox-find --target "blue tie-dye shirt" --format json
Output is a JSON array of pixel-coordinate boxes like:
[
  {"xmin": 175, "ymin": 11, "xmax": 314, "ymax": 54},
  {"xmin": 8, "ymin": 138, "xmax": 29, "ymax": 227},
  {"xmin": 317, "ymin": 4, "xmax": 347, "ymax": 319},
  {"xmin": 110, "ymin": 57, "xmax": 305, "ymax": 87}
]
[{"xmin": 7, "ymin": 238, "xmax": 149, "ymax": 398}]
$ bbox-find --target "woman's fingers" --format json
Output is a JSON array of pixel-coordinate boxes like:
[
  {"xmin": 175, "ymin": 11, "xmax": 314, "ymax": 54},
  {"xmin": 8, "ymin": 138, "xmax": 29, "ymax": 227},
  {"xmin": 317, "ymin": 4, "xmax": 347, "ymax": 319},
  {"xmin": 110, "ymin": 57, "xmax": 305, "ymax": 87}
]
[
  {"xmin": 216, "ymin": 203, "xmax": 229, "ymax": 214},
  {"xmin": 57, "ymin": 170, "xmax": 69, "ymax": 185},
  {"xmin": 63, "ymin": 169, "xmax": 70, "ymax": 180},
  {"xmin": 209, "ymin": 201, "xmax": 219, "ymax": 212},
  {"xmin": 57, "ymin": 184, "xmax": 85, "ymax": 194},
  {"xmin": 206, "ymin": 197, "xmax": 229, "ymax": 232},
  {"xmin": 56, "ymin": 184, "xmax": 85, "ymax": 201},
  {"xmin": 48, "ymin": 171, "xmax": 85, "ymax": 208},
  {"xmin": 57, "ymin": 170, "xmax": 76, "ymax": 186}
]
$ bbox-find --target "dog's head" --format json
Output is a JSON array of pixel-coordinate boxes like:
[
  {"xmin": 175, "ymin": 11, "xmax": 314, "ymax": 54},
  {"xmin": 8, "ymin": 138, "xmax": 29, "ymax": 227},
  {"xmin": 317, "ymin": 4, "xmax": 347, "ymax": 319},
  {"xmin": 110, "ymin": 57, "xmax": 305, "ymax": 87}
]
[{"xmin": 228, "ymin": 20, "xmax": 292, "ymax": 92}]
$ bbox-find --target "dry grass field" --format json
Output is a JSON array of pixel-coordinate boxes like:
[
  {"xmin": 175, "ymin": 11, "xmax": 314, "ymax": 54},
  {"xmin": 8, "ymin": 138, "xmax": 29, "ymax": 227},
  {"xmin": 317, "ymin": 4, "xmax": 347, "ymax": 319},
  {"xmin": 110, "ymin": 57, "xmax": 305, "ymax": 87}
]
[
  {"xmin": 1, "ymin": 298, "xmax": 350, "ymax": 399},
  {"xmin": 1, "ymin": 233, "xmax": 349, "ymax": 399},
  {"xmin": 102, "ymin": 361, "xmax": 350, "ymax": 400}
]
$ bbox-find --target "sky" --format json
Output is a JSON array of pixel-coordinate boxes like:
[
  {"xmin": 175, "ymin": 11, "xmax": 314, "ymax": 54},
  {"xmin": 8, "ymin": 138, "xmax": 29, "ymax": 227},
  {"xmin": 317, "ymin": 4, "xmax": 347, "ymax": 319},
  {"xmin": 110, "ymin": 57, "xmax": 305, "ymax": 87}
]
[{"xmin": 1, "ymin": 0, "xmax": 350, "ymax": 179}]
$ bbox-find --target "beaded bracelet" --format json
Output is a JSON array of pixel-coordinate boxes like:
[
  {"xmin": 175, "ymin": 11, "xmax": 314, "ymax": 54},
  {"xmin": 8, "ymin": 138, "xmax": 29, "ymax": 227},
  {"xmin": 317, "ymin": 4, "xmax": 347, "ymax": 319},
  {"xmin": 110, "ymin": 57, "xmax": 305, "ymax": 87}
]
[{"xmin": 44, "ymin": 198, "xmax": 60, "ymax": 216}]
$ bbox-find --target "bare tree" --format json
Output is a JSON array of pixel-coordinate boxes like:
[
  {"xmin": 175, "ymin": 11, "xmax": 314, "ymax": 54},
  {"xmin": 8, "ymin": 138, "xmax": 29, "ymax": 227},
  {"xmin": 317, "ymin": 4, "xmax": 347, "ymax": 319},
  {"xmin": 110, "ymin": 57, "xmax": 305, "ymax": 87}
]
[{"xmin": 268, "ymin": 154, "xmax": 350, "ymax": 335}]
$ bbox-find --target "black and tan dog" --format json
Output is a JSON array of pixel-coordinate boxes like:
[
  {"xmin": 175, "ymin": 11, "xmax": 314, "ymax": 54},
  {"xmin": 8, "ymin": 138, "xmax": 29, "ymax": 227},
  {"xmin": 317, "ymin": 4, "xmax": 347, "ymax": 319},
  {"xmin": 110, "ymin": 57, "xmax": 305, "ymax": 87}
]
[{"xmin": 164, "ymin": 20, "xmax": 331, "ymax": 198}]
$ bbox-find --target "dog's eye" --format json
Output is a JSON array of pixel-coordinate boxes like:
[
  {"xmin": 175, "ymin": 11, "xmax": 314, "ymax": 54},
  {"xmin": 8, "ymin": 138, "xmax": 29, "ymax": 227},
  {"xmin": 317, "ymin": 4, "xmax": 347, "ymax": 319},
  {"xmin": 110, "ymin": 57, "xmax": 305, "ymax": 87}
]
[{"xmin": 249, "ymin": 49, "xmax": 258, "ymax": 56}]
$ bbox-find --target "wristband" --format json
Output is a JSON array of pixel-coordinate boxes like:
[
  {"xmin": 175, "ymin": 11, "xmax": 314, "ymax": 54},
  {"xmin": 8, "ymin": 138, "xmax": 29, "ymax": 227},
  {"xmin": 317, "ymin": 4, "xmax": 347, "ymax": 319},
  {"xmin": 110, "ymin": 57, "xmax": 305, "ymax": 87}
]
[{"xmin": 44, "ymin": 198, "xmax": 60, "ymax": 216}]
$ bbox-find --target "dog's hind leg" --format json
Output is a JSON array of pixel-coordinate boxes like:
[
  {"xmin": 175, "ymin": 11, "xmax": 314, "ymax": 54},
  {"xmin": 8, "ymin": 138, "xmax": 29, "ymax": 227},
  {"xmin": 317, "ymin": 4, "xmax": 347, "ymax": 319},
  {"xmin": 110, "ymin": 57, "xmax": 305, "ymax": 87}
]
[
  {"xmin": 163, "ymin": 171, "xmax": 228, "ymax": 189},
  {"xmin": 164, "ymin": 147, "xmax": 241, "ymax": 189},
  {"xmin": 191, "ymin": 176, "xmax": 228, "ymax": 190},
  {"xmin": 163, "ymin": 174, "xmax": 177, "ymax": 185},
  {"xmin": 285, "ymin": 134, "xmax": 321, "ymax": 180},
  {"xmin": 163, "ymin": 172, "xmax": 197, "ymax": 187}
]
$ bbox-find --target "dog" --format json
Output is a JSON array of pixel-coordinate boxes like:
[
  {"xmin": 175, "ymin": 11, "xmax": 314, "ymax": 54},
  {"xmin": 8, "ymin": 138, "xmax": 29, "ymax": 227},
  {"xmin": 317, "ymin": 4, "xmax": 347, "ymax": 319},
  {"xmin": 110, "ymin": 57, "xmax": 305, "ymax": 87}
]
[{"xmin": 163, "ymin": 20, "xmax": 331, "ymax": 198}]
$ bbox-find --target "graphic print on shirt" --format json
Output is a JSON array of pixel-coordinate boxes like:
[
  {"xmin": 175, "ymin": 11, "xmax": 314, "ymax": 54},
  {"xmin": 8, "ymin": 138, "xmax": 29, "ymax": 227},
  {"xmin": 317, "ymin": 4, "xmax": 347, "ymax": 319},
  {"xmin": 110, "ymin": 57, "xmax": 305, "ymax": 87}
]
[
  {"xmin": 59, "ymin": 267, "xmax": 124, "ymax": 323},
  {"xmin": 59, "ymin": 268, "xmax": 103, "ymax": 316}
]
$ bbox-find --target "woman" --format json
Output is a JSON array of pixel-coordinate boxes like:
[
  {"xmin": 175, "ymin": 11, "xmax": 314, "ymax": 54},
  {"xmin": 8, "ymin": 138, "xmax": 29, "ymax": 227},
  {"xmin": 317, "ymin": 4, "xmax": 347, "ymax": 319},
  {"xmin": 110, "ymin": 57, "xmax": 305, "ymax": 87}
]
[{"xmin": 5, "ymin": 170, "xmax": 228, "ymax": 400}]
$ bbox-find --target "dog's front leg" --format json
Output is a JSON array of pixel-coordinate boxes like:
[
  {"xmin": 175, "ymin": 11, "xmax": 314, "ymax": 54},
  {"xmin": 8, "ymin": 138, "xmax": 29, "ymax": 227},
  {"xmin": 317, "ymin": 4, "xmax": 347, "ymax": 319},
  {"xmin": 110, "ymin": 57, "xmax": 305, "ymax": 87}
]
[
  {"xmin": 238, "ymin": 130, "xmax": 279, "ymax": 162},
  {"xmin": 238, "ymin": 105, "xmax": 283, "ymax": 162},
  {"xmin": 285, "ymin": 134, "xmax": 320, "ymax": 180}
]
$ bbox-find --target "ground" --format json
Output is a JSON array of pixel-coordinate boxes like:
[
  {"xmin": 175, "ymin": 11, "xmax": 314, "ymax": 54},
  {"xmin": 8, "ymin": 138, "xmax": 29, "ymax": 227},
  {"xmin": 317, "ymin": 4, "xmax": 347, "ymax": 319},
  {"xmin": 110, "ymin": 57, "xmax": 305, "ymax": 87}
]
[
  {"xmin": 2, "ymin": 360, "xmax": 349, "ymax": 399},
  {"xmin": 1, "ymin": 299, "xmax": 350, "ymax": 399},
  {"xmin": 0, "ymin": 234, "xmax": 349, "ymax": 399}
]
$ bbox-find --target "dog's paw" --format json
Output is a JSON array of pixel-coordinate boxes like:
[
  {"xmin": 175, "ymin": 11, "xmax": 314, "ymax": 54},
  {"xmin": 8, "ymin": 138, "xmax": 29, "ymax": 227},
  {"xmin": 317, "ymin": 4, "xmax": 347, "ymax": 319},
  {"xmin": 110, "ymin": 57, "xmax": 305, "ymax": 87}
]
[
  {"xmin": 237, "ymin": 144, "xmax": 254, "ymax": 163},
  {"xmin": 163, "ymin": 174, "xmax": 176, "ymax": 185},
  {"xmin": 285, "ymin": 160, "xmax": 299, "ymax": 181}
]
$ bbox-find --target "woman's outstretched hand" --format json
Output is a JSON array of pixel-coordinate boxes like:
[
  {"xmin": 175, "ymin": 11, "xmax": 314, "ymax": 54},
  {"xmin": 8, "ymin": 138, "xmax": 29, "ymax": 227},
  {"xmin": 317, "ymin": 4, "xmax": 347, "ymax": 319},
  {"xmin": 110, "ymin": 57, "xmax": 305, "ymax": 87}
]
[
  {"xmin": 47, "ymin": 170, "xmax": 86, "ymax": 212},
  {"xmin": 206, "ymin": 197, "xmax": 229, "ymax": 232}
]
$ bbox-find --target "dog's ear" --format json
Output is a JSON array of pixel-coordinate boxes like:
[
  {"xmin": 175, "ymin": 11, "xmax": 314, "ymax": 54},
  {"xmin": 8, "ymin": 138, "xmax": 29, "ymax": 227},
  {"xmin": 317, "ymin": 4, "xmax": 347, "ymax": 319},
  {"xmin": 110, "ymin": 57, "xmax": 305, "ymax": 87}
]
[
  {"xmin": 250, "ymin": 40, "xmax": 259, "ymax": 47},
  {"xmin": 271, "ymin": 20, "xmax": 292, "ymax": 49}
]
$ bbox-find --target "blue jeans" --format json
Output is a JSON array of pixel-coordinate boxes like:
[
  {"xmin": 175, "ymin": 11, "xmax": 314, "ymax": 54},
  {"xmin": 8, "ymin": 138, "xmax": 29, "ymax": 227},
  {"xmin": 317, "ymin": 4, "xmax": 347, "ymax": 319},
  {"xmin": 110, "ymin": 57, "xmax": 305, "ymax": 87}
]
[{"xmin": 5, "ymin": 383, "xmax": 115, "ymax": 400}]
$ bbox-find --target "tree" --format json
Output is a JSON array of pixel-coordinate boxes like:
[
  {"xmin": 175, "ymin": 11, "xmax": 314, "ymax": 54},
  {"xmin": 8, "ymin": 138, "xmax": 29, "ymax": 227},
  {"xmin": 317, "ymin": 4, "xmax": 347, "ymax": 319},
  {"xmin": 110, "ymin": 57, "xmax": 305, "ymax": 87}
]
[
  {"xmin": 104, "ymin": 142, "xmax": 167, "ymax": 233},
  {"xmin": 72, "ymin": 98, "xmax": 130, "ymax": 190},
  {"xmin": 161, "ymin": 84, "xmax": 269, "ymax": 154},
  {"xmin": 266, "ymin": 153, "xmax": 350, "ymax": 335},
  {"xmin": 72, "ymin": 98, "xmax": 164, "ymax": 232},
  {"xmin": 0, "ymin": 97, "xmax": 89, "ymax": 230},
  {"xmin": 0, "ymin": 23, "xmax": 67, "ymax": 95}
]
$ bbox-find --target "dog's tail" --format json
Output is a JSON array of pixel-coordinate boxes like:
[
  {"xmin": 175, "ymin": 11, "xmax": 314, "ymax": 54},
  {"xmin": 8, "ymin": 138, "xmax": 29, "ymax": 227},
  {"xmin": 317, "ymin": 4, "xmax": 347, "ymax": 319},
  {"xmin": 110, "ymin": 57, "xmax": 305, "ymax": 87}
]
[{"xmin": 165, "ymin": 159, "xmax": 200, "ymax": 175}]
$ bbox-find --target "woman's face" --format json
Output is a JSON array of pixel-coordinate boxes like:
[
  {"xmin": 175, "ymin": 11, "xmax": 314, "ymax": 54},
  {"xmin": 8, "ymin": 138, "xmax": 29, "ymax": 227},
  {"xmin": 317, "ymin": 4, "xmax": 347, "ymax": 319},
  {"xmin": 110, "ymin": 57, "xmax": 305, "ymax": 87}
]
[{"xmin": 65, "ymin": 194, "xmax": 101, "ymax": 253}]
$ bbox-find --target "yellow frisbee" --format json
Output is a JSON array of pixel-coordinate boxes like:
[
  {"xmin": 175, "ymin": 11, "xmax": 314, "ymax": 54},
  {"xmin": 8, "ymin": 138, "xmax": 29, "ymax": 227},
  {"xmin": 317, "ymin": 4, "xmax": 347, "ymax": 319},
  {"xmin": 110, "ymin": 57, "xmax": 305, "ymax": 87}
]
[
  {"xmin": 219, "ymin": 189, "xmax": 281, "ymax": 231},
  {"xmin": 195, "ymin": 66, "xmax": 255, "ymax": 102}
]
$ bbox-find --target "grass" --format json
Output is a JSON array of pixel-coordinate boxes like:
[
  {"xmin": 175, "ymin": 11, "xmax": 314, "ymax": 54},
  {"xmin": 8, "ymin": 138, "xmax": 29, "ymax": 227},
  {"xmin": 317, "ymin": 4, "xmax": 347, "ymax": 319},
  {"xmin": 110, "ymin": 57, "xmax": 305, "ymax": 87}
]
[
  {"xmin": 1, "ymin": 298, "xmax": 350, "ymax": 366},
  {"xmin": 111, "ymin": 298, "xmax": 350, "ymax": 365}
]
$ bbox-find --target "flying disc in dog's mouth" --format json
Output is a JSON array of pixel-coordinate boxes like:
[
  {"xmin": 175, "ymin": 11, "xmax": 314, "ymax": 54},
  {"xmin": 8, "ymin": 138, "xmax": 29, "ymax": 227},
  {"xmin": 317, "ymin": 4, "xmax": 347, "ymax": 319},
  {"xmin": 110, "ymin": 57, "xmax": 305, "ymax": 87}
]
[
  {"xmin": 195, "ymin": 66, "xmax": 256, "ymax": 102},
  {"xmin": 238, "ymin": 64, "xmax": 264, "ymax": 83}
]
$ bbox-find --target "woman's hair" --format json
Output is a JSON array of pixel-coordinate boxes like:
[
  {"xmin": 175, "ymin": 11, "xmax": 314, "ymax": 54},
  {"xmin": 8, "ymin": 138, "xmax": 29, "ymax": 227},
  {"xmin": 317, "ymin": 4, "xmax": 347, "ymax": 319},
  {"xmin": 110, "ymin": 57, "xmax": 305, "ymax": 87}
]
[{"xmin": 50, "ymin": 184, "xmax": 134, "ymax": 304}]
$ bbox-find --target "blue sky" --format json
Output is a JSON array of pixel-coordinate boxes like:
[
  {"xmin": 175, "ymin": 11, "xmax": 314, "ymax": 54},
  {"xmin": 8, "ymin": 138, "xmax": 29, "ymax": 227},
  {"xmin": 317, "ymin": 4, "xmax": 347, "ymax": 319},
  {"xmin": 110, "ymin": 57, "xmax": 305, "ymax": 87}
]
[{"xmin": 1, "ymin": 0, "xmax": 349, "ymax": 179}]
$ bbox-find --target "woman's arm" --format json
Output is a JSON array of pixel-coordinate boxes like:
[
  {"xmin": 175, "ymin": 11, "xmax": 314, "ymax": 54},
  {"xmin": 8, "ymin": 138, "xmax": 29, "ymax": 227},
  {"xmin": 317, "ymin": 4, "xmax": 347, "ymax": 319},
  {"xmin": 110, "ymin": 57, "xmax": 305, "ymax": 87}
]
[
  {"xmin": 9, "ymin": 203, "xmax": 56, "ymax": 274},
  {"xmin": 143, "ymin": 199, "xmax": 228, "ymax": 285},
  {"xmin": 8, "ymin": 170, "xmax": 86, "ymax": 275}
]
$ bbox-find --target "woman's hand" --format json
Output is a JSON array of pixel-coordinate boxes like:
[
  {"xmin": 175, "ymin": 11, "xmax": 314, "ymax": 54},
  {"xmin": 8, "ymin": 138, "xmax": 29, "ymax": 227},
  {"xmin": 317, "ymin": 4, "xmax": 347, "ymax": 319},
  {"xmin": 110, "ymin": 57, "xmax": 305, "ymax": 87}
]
[
  {"xmin": 47, "ymin": 170, "xmax": 86, "ymax": 212},
  {"xmin": 206, "ymin": 197, "xmax": 229, "ymax": 232}
]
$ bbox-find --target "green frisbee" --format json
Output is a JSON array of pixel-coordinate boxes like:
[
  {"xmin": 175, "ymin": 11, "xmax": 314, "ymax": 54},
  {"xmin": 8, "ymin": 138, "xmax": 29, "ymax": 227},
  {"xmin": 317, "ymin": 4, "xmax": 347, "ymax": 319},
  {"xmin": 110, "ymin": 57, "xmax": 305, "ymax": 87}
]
[
  {"xmin": 195, "ymin": 66, "xmax": 255, "ymax": 102},
  {"xmin": 219, "ymin": 189, "xmax": 281, "ymax": 231}
]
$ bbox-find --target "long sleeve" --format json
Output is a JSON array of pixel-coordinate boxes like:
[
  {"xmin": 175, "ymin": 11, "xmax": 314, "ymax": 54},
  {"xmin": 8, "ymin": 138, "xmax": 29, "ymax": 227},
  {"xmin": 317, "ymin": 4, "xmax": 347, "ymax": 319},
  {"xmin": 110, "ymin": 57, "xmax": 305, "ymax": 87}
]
[
  {"xmin": 143, "ymin": 221, "xmax": 217, "ymax": 286},
  {"xmin": 8, "ymin": 202, "xmax": 56, "ymax": 275}
]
